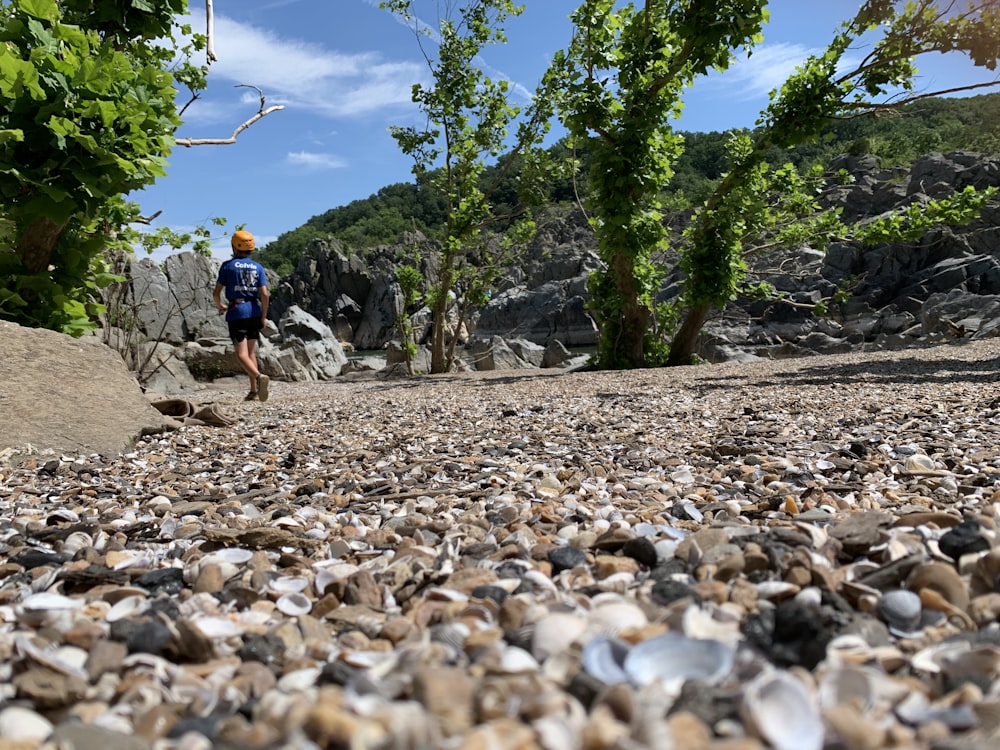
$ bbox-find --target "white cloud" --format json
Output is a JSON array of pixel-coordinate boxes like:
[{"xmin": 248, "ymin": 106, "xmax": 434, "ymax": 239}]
[
  {"xmin": 286, "ymin": 151, "xmax": 347, "ymax": 171},
  {"xmin": 706, "ymin": 43, "xmax": 865, "ymax": 104},
  {"xmin": 189, "ymin": 11, "xmax": 427, "ymax": 119},
  {"xmin": 706, "ymin": 43, "xmax": 819, "ymax": 101}
]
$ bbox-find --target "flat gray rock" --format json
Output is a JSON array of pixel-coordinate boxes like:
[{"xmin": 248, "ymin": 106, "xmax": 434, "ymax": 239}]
[{"xmin": 0, "ymin": 321, "xmax": 167, "ymax": 462}]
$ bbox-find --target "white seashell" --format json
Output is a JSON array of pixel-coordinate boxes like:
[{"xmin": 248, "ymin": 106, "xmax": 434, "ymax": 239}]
[
  {"xmin": 536, "ymin": 474, "xmax": 563, "ymax": 498},
  {"xmin": 20, "ymin": 592, "xmax": 82, "ymax": 611},
  {"xmin": 742, "ymin": 670, "xmax": 823, "ymax": 750},
  {"xmin": 62, "ymin": 531, "xmax": 93, "ymax": 555},
  {"xmin": 268, "ymin": 576, "xmax": 309, "ymax": 595},
  {"xmin": 581, "ymin": 635, "xmax": 630, "ymax": 684},
  {"xmin": 681, "ymin": 606, "xmax": 741, "ymax": 645},
  {"xmin": 670, "ymin": 467, "xmax": 694, "ymax": 484},
  {"xmin": 29, "ymin": 569, "xmax": 59, "ymax": 593},
  {"xmin": 341, "ymin": 651, "xmax": 393, "ymax": 669},
  {"xmin": 106, "ymin": 594, "xmax": 148, "ymax": 623},
  {"xmin": 15, "ymin": 634, "xmax": 89, "ymax": 680},
  {"xmin": 276, "ymin": 592, "xmax": 312, "ymax": 616},
  {"xmin": 277, "ymin": 667, "xmax": 320, "ymax": 692},
  {"xmin": 106, "ymin": 550, "xmax": 151, "ymax": 570},
  {"xmin": 633, "ymin": 522, "xmax": 657, "ymax": 537},
  {"xmin": 818, "ymin": 667, "xmax": 874, "ymax": 713},
  {"xmin": 624, "ymin": 632, "xmax": 734, "ymax": 687},
  {"xmin": 192, "ymin": 616, "xmax": 244, "ymax": 639},
  {"xmin": 904, "ymin": 454, "xmax": 936, "ymax": 473},
  {"xmin": 910, "ymin": 640, "xmax": 971, "ymax": 675},
  {"xmin": 755, "ymin": 581, "xmax": 800, "ymax": 600},
  {"xmin": 654, "ymin": 539, "xmax": 679, "ymax": 560},
  {"xmin": 498, "ymin": 646, "xmax": 540, "ymax": 674},
  {"xmin": 209, "ymin": 547, "xmax": 254, "ymax": 564},
  {"xmin": 0, "ymin": 706, "xmax": 53, "ymax": 742},
  {"xmin": 794, "ymin": 587, "xmax": 823, "ymax": 608},
  {"xmin": 531, "ymin": 613, "xmax": 587, "ymax": 662},
  {"xmin": 48, "ymin": 508, "xmax": 80, "ymax": 523},
  {"xmin": 425, "ymin": 587, "xmax": 469, "ymax": 602},
  {"xmin": 587, "ymin": 601, "xmax": 648, "ymax": 636}
]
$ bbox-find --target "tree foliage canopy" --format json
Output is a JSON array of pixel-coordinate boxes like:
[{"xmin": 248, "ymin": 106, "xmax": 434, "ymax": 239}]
[{"xmin": 0, "ymin": 0, "xmax": 203, "ymax": 334}]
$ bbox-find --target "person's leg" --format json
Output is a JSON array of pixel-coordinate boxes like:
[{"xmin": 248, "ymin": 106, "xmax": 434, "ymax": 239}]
[
  {"xmin": 246, "ymin": 336, "xmax": 270, "ymax": 402},
  {"xmin": 234, "ymin": 337, "xmax": 261, "ymax": 393}
]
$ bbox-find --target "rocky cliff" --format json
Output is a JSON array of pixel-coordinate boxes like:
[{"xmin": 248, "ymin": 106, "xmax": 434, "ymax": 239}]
[{"xmin": 118, "ymin": 150, "xmax": 1000, "ymax": 388}]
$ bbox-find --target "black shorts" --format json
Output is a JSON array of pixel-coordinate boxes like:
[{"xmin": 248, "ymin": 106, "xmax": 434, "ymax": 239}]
[{"xmin": 228, "ymin": 317, "xmax": 263, "ymax": 344}]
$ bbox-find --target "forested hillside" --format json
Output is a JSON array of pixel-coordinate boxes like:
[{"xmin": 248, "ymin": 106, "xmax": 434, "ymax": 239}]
[{"xmin": 256, "ymin": 92, "xmax": 1000, "ymax": 277}]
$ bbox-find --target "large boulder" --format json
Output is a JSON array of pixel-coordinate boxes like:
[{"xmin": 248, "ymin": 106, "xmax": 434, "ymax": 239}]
[
  {"xmin": 0, "ymin": 322, "xmax": 170, "ymax": 462},
  {"xmin": 130, "ymin": 258, "xmax": 185, "ymax": 344},
  {"xmin": 271, "ymin": 306, "xmax": 349, "ymax": 380},
  {"xmin": 474, "ymin": 280, "xmax": 598, "ymax": 347}
]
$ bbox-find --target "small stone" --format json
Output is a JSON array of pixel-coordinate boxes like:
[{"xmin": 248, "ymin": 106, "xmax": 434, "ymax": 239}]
[
  {"xmin": 621, "ymin": 536, "xmax": 658, "ymax": 567},
  {"xmin": 666, "ymin": 711, "xmax": 712, "ymax": 749},
  {"xmin": 594, "ymin": 554, "xmax": 639, "ymax": 579},
  {"xmin": 412, "ymin": 666, "xmax": 476, "ymax": 735},
  {"xmin": 877, "ymin": 589, "xmax": 923, "ymax": 634},
  {"xmin": 548, "ymin": 545, "xmax": 587, "ymax": 573},
  {"xmin": 85, "ymin": 639, "xmax": 128, "ymax": 682},
  {"xmin": 938, "ymin": 520, "xmax": 990, "ymax": 561},
  {"xmin": 342, "ymin": 570, "xmax": 383, "ymax": 608},
  {"xmin": 650, "ymin": 580, "xmax": 702, "ymax": 607},
  {"xmin": 13, "ymin": 666, "xmax": 88, "ymax": 709},
  {"xmin": 122, "ymin": 619, "xmax": 172, "ymax": 656}
]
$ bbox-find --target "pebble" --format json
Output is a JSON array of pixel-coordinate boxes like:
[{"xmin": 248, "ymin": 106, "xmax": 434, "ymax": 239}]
[{"xmin": 2, "ymin": 340, "xmax": 1000, "ymax": 749}]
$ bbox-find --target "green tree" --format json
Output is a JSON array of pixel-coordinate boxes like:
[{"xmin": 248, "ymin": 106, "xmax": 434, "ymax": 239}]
[
  {"xmin": 381, "ymin": 0, "xmax": 561, "ymax": 374},
  {"xmin": 555, "ymin": 0, "xmax": 769, "ymax": 369},
  {"xmin": 0, "ymin": 0, "xmax": 204, "ymax": 334},
  {"xmin": 668, "ymin": 0, "xmax": 1000, "ymax": 365}
]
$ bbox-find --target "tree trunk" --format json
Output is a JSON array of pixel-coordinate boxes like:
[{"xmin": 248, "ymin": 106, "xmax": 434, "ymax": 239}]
[
  {"xmin": 17, "ymin": 217, "xmax": 68, "ymax": 274},
  {"xmin": 617, "ymin": 252, "xmax": 650, "ymax": 368},
  {"xmin": 430, "ymin": 299, "xmax": 447, "ymax": 374},
  {"xmin": 668, "ymin": 302, "xmax": 712, "ymax": 366}
]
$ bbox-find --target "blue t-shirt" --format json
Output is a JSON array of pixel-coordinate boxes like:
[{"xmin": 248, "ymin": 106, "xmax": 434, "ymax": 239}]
[{"xmin": 217, "ymin": 255, "xmax": 268, "ymax": 321}]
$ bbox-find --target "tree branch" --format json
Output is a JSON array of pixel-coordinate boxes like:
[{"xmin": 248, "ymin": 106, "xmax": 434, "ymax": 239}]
[
  {"xmin": 175, "ymin": 85, "xmax": 284, "ymax": 147},
  {"xmin": 206, "ymin": 0, "xmax": 217, "ymax": 64},
  {"xmin": 134, "ymin": 210, "xmax": 163, "ymax": 225}
]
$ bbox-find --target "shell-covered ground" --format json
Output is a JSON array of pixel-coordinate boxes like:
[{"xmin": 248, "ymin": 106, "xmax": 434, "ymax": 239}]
[{"xmin": 2, "ymin": 340, "xmax": 1000, "ymax": 749}]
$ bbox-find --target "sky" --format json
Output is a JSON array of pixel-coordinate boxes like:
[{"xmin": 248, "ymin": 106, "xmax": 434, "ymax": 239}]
[{"xmin": 135, "ymin": 0, "xmax": 999, "ymax": 263}]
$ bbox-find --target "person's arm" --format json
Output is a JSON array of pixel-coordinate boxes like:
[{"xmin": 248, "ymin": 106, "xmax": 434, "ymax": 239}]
[
  {"xmin": 259, "ymin": 285, "xmax": 270, "ymax": 325},
  {"xmin": 213, "ymin": 283, "xmax": 227, "ymax": 315}
]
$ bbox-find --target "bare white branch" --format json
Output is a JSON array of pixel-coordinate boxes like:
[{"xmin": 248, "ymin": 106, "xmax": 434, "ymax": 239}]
[
  {"xmin": 175, "ymin": 84, "xmax": 284, "ymax": 147},
  {"xmin": 206, "ymin": 0, "xmax": 217, "ymax": 64}
]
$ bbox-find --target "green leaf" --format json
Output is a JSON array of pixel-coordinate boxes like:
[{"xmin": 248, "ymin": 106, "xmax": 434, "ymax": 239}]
[{"xmin": 18, "ymin": 0, "xmax": 59, "ymax": 22}]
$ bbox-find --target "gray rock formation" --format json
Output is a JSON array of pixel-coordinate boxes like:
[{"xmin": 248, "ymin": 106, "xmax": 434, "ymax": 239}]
[
  {"xmin": 105, "ymin": 251, "xmax": 348, "ymax": 393},
  {"xmin": 125, "ymin": 150, "xmax": 1000, "ymax": 375},
  {"xmin": 706, "ymin": 151, "xmax": 1000, "ymax": 361},
  {"xmin": 1, "ymin": 321, "xmax": 169, "ymax": 461}
]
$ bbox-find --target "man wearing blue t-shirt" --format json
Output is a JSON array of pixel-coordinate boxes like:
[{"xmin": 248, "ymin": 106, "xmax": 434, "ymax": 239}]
[{"xmin": 213, "ymin": 230, "xmax": 271, "ymax": 402}]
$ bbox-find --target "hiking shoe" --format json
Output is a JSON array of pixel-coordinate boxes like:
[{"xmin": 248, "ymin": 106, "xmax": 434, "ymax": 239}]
[
  {"xmin": 244, "ymin": 391, "xmax": 258, "ymax": 401},
  {"xmin": 257, "ymin": 374, "xmax": 270, "ymax": 403}
]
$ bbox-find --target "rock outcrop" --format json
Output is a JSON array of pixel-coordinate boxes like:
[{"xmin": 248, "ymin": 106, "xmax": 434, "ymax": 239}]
[
  {"xmin": 102, "ymin": 150, "xmax": 1000, "ymax": 383},
  {"xmin": 0, "ymin": 321, "xmax": 169, "ymax": 460},
  {"xmin": 106, "ymin": 252, "xmax": 349, "ymax": 393}
]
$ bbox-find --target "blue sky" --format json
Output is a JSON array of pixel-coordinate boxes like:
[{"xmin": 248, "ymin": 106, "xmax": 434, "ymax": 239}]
[{"xmin": 135, "ymin": 0, "xmax": 998, "ymax": 262}]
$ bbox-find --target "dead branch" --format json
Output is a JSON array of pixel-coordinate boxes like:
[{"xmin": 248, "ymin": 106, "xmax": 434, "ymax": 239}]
[
  {"xmin": 134, "ymin": 210, "xmax": 163, "ymax": 225},
  {"xmin": 206, "ymin": 0, "xmax": 217, "ymax": 64},
  {"xmin": 175, "ymin": 84, "xmax": 284, "ymax": 147}
]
